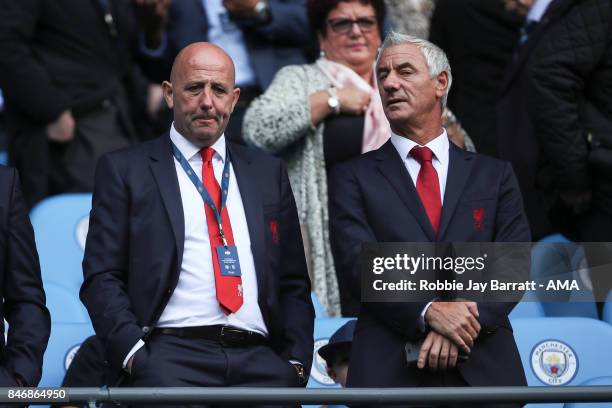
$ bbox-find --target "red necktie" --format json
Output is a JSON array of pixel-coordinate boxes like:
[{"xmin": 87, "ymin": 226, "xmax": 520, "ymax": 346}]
[
  {"xmin": 410, "ymin": 146, "xmax": 442, "ymax": 235},
  {"xmin": 201, "ymin": 147, "xmax": 243, "ymax": 314}
]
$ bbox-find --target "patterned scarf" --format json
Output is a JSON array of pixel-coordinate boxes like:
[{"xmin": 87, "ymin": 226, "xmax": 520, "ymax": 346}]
[{"xmin": 316, "ymin": 58, "xmax": 391, "ymax": 153}]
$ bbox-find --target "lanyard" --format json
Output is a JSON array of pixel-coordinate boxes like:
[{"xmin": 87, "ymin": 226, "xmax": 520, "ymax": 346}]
[{"xmin": 171, "ymin": 142, "xmax": 232, "ymax": 246}]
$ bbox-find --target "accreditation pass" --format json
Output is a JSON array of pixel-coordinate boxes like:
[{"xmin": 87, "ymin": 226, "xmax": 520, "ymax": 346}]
[{"xmin": 0, "ymin": 388, "xmax": 69, "ymax": 403}]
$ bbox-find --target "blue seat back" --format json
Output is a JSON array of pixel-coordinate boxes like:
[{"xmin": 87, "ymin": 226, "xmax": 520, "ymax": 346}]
[
  {"xmin": 44, "ymin": 282, "xmax": 90, "ymax": 324},
  {"xmin": 30, "ymin": 194, "xmax": 92, "ymax": 291},
  {"xmin": 563, "ymin": 376, "xmax": 612, "ymax": 407},
  {"xmin": 38, "ymin": 322, "xmax": 95, "ymax": 387},
  {"xmin": 512, "ymin": 317, "xmax": 612, "ymax": 408},
  {"xmin": 311, "ymin": 292, "xmax": 328, "ymax": 318}
]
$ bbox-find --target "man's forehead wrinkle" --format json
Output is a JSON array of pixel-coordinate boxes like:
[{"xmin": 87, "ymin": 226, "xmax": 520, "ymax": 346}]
[{"xmin": 186, "ymin": 60, "xmax": 226, "ymax": 72}]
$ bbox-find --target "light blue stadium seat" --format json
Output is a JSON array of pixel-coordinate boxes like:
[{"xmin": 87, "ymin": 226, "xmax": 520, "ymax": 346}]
[
  {"xmin": 44, "ymin": 282, "xmax": 90, "ymax": 324},
  {"xmin": 30, "ymin": 193, "xmax": 92, "ymax": 291},
  {"xmin": 563, "ymin": 376, "xmax": 612, "ymax": 407},
  {"xmin": 532, "ymin": 235, "xmax": 598, "ymax": 318},
  {"xmin": 512, "ymin": 317, "xmax": 612, "ymax": 408},
  {"xmin": 510, "ymin": 291, "xmax": 546, "ymax": 319},
  {"xmin": 311, "ymin": 292, "xmax": 328, "ymax": 318},
  {"xmin": 38, "ymin": 322, "xmax": 95, "ymax": 387},
  {"xmin": 603, "ymin": 291, "xmax": 612, "ymax": 325},
  {"xmin": 30, "ymin": 194, "xmax": 92, "ymax": 323}
]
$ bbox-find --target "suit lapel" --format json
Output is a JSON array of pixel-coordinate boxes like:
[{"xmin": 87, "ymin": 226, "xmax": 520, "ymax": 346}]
[
  {"xmin": 376, "ymin": 141, "xmax": 436, "ymax": 241},
  {"xmin": 226, "ymin": 144, "xmax": 267, "ymax": 300},
  {"xmin": 149, "ymin": 135, "xmax": 185, "ymax": 270},
  {"xmin": 438, "ymin": 143, "xmax": 475, "ymax": 240}
]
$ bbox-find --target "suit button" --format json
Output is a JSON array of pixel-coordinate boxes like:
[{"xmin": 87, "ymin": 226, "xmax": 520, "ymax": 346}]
[
  {"xmin": 486, "ymin": 326, "xmax": 499, "ymax": 334},
  {"xmin": 142, "ymin": 326, "xmax": 151, "ymax": 334}
]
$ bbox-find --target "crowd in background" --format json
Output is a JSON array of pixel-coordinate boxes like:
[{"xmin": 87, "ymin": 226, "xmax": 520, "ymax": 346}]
[{"xmin": 0, "ymin": 0, "xmax": 610, "ymax": 320}]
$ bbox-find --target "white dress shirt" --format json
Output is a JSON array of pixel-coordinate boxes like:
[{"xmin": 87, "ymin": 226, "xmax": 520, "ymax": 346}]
[
  {"xmin": 527, "ymin": 0, "xmax": 554, "ymax": 23},
  {"xmin": 390, "ymin": 129, "xmax": 450, "ymax": 204},
  {"xmin": 390, "ymin": 129, "xmax": 450, "ymax": 330},
  {"xmin": 124, "ymin": 125, "xmax": 266, "ymax": 367}
]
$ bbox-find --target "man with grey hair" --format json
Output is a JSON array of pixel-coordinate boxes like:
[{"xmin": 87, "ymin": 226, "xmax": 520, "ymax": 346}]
[{"xmin": 330, "ymin": 32, "xmax": 529, "ymax": 405}]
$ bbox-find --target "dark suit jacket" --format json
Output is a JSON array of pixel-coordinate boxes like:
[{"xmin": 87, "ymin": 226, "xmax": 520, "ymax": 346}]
[
  {"xmin": 80, "ymin": 135, "xmax": 314, "ymax": 383},
  {"xmin": 0, "ymin": 166, "xmax": 50, "ymax": 386},
  {"xmin": 166, "ymin": 0, "xmax": 310, "ymax": 89},
  {"xmin": 329, "ymin": 141, "xmax": 530, "ymax": 387},
  {"xmin": 430, "ymin": 0, "xmax": 523, "ymax": 156},
  {"xmin": 0, "ymin": 0, "xmax": 167, "ymax": 207},
  {"xmin": 497, "ymin": 0, "xmax": 578, "ymax": 240}
]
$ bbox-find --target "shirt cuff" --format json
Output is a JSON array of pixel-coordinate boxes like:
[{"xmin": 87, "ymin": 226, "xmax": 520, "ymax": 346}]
[
  {"xmin": 419, "ymin": 300, "xmax": 436, "ymax": 331},
  {"xmin": 139, "ymin": 32, "xmax": 168, "ymax": 58},
  {"xmin": 123, "ymin": 339, "xmax": 145, "ymax": 369}
]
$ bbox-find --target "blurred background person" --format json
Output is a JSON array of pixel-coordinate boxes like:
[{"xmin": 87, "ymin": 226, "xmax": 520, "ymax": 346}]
[
  {"xmin": 318, "ymin": 320, "xmax": 356, "ymax": 389},
  {"xmin": 0, "ymin": 90, "xmax": 7, "ymax": 165},
  {"xmin": 496, "ymin": 0, "xmax": 571, "ymax": 241},
  {"xmin": 430, "ymin": 0, "xmax": 523, "ymax": 157},
  {"xmin": 243, "ymin": 0, "xmax": 389, "ymax": 317},
  {"xmin": 316, "ymin": 320, "xmax": 356, "ymax": 408},
  {"xmin": 385, "ymin": 0, "xmax": 434, "ymax": 40},
  {"xmin": 531, "ymin": 0, "xmax": 612, "ymax": 317},
  {"xmin": 0, "ymin": 166, "xmax": 50, "ymax": 387},
  {"xmin": 160, "ymin": 0, "xmax": 312, "ymax": 145},
  {"xmin": 0, "ymin": 0, "xmax": 170, "ymax": 208}
]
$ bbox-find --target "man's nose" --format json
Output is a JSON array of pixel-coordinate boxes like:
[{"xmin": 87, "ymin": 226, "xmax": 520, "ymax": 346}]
[
  {"xmin": 382, "ymin": 72, "xmax": 400, "ymax": 91},
  {"xmin": 199, "ymin": 89, "xmax": 213, "ymax": 109}
]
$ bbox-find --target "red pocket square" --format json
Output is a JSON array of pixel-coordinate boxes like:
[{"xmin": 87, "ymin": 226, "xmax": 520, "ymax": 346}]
[
  {"xmin": 472, "ymin": 208, "xmax": 485, "ymax": 231},
  {"xmin": 269, "ymin": 220, "xmax": 279, "ymax": 244}
]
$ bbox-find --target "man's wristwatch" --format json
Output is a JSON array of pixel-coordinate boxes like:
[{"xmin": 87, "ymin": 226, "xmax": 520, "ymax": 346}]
[
  {"xmin": 327, "ymin": 88, "xmax": 341, "ymax": 115},
  {"xmin": 253, "ymin": 1, "xmax": 272, "ymax": 24},
  {"xmin": 291, "ymin": 362, "xmax": 308, "ymax": 385}
]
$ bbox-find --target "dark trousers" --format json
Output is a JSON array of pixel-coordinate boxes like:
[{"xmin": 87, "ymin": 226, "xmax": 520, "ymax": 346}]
[
  {"xmin": 0, "ymin": 366, "xmax": 18, "ymax": 386},
  {"xmin": 353, "ymin": 369, "xmax": 522, "ymax": 408},
  {"xmin": 128, "ymin": 333, "xmax": 298, "ymax": 408}
]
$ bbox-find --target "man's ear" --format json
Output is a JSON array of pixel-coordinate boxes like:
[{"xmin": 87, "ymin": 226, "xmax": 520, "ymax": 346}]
[
  {"xmin": 230, "ymin": 87, "xmax": 241, "ymax": 113},
  {"xmin": 162, "ymin": 81, "xmax": 174, "ymax": 109},
  {"xmin": 435, "ymin": 71, "xmax": 449, "ymax": 99}
]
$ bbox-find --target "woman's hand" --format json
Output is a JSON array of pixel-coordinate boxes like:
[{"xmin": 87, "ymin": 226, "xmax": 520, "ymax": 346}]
[{"xmin": 337, "ymin": 85, "xmax": 371, "ymax": 115}]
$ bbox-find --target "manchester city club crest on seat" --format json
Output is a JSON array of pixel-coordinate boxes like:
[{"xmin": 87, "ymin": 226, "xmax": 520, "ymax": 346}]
[{"xmin": 531, "ymin": 339, "xmax": 578, "ymax": 385}]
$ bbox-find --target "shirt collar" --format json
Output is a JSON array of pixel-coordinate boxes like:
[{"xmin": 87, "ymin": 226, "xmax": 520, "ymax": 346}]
[
  {"xmin": 390, "ymin": 128, "xmax": 449, "ymax": 166},
  {"xmin": 527, "ymin": 0, "xmax": 554, "ymax": 22},
  {"xmin": 169, "ymin": 123, "xmax": 226, "ymax": 163}
]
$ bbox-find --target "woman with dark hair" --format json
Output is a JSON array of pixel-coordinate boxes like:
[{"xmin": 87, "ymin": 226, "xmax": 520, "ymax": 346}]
[
  {"xmin": 244, "ymin": 0, "xmax": 473, "ymax": 317},
  {"xmin": 243, "ymin": 0, "xmax": 388, "ymax": 317}
]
